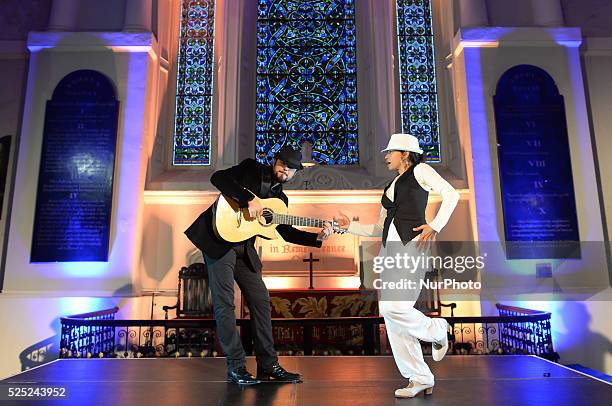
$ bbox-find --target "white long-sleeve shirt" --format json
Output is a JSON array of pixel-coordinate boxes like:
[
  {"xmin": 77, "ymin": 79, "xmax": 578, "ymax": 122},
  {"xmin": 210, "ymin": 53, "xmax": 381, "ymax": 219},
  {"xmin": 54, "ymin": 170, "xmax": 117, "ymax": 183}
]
[{"xmin": 347, "ymin": 163, "xmax": 460, "ymax": 241}]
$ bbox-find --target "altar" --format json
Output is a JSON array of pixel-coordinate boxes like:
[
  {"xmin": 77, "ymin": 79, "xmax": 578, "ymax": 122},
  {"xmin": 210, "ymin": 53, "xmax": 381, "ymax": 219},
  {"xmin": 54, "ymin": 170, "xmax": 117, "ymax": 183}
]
[{"xmin": 241, "ymin": 289, "xmax": 380, "ymax": 355}]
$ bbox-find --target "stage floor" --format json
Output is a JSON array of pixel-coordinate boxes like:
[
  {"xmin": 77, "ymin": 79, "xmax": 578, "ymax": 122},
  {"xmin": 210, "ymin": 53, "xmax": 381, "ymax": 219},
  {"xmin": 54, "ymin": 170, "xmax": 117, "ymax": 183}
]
[{"xmin": 2, "ymin": 355, "xmax": 610, "ymax": 405}]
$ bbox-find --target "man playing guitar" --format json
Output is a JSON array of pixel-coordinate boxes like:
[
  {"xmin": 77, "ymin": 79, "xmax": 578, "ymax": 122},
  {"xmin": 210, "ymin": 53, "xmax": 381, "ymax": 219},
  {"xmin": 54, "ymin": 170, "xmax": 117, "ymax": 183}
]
[{"xmin": 185, "ymin": 146, "xmax": 333, "ymax": 385}]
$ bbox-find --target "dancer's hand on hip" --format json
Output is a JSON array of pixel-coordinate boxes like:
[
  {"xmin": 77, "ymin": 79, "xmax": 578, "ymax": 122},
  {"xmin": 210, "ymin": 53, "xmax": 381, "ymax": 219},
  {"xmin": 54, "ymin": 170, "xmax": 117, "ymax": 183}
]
[{"xmin": 413, "ymin": 224, "xmax": 436, "ymax": 251}]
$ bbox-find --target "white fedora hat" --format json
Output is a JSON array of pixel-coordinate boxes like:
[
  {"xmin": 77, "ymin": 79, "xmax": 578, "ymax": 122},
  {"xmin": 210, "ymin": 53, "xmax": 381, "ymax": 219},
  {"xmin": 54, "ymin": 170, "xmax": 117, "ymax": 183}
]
[{"xmin": 381, "ymin": 133, "xmax": 423, "ymax": 154}]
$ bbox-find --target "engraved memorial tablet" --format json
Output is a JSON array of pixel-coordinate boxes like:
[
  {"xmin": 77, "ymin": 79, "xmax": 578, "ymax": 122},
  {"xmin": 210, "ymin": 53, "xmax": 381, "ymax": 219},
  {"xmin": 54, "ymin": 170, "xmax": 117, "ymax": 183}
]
[
  {"xmin": 494, "ymin": 65, "xmax": 580, "ymax": 259},
  {"xmin": 31, "ymin": 70, "xmax": 119, "ymax": 262}
]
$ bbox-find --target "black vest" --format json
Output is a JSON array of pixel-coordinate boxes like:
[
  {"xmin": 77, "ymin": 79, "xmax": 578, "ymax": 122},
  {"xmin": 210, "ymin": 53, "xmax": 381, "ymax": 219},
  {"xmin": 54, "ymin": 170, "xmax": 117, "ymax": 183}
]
[{"xmin": 382, "ymin": 165, "xmax": 429, "ymax": 245}]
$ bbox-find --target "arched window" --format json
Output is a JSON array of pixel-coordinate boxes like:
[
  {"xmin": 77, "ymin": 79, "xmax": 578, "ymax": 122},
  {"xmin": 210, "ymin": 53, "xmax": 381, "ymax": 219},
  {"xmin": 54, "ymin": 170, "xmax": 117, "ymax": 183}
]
[
  {"xmin": 171, "ymin": 0, "xmax": 443, "ymax": 168},
  {"xmin": 173, "ymin": 0, "xmax": 216, "ymax": 166},
  {"xmin": 255, "ymin": 0, "xmax": 359, "ymax": 165},
  {"xmin": 395, "ymin": 0, "xmax": 440, "ymax": 162}
]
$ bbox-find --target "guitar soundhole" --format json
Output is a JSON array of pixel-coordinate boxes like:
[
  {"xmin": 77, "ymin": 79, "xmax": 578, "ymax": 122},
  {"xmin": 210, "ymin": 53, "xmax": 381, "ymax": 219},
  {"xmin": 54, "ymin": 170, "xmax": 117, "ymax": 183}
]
[{"xmin": 260, "ymin": 208, "xmax": 274, "ymax": 226}]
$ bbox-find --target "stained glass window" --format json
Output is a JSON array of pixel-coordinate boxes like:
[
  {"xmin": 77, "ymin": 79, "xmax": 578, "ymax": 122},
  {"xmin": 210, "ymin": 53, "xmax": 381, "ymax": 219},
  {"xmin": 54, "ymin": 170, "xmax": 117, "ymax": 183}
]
[
  {"xmin": 396, "ymin": 0, "xmax": 440, "ymax": 162},
  {"xmin": 173, "ymin": 0, "xmax": 215, "ymax": 165},
  {"xmin": 256, "ymin": 0, "xmax": 359, "ymax": 165}
]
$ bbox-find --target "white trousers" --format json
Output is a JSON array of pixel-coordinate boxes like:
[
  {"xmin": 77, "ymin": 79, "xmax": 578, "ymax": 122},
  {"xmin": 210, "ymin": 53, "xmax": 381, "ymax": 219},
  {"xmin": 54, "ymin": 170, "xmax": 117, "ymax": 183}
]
[
  {"xmin": 379, "ymin": 299, "xmax": 448, "ymax": 385},
  {"xmin": 379, "ymin": 224, "xmax": 448, "ymax": 385}
]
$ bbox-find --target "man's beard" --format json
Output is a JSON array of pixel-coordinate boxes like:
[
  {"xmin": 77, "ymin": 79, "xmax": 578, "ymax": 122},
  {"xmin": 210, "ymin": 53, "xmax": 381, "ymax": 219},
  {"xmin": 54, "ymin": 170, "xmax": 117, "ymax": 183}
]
[{"xmin": 274, "ymin": 171, "xmax": 289, "ymax": 183}]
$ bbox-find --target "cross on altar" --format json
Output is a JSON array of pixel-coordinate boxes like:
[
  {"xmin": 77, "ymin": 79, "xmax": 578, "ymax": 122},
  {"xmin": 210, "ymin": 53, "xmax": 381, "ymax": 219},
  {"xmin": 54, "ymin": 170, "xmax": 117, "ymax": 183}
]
[{"xmin": 303, "ymin": 253, "xmax": 320, "ymax": 290}]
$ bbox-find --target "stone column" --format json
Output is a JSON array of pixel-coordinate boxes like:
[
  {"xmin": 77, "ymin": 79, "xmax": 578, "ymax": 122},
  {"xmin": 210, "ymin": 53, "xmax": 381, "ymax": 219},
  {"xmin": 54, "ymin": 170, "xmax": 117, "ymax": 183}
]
[
  {"xmin": 532, "ymin": 0, "xmax": 564, "ymax": 27},
  {"xmin": 459, "ymin": 0, "xmax": 489, "ymax": 27},
  {"xmin": 123, "ymin": 0, "xmax": 152, "ymax": 32},
  {"xmin": 47, "ymin": 0, "xmax": 80, "ymax": 31}
]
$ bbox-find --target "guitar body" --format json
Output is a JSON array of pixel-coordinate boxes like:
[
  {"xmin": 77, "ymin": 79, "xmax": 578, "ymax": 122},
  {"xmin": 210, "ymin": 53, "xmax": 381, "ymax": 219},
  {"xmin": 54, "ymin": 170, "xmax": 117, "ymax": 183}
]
[{"xmin": 213, "ymin": 195, "xmax": 288, "ymax": 242}]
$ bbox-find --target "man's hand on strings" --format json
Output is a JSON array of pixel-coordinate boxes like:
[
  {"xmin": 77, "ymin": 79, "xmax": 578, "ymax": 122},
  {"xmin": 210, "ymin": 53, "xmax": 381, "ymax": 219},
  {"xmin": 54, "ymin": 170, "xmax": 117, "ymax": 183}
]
[
  {"xmin": 247, "ymin": 196, "xmax": 263, "ymax": 219},
  {"xmin": 317, "ymin": 222, "xmax": 334, "ymax": 241}
]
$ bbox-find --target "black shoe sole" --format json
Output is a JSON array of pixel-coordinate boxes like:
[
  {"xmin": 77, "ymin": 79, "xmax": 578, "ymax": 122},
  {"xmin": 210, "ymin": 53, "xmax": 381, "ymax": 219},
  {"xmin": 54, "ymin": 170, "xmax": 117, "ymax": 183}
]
[
  {"xmin": 257, "ymin": 376, "xmax": 302, "ymax": 383},
  {"xmin": 228, "ymin": 378, "xmax": 261, "ymax": 385}
]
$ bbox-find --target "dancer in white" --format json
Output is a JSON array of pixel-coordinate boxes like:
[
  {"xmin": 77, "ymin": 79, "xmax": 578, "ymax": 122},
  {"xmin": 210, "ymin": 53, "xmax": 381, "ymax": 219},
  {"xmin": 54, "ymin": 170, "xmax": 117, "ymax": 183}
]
[{"xmin": 335, "ymin": 133, "xmax": 459, "ymax": 398}]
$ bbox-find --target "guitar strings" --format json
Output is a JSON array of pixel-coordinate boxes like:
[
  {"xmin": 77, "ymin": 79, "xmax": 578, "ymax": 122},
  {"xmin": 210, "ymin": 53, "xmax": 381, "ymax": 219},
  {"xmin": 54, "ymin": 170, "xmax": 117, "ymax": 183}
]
[{"xmin": 270, "ymin": 212, "xmax": 326, "ymax": 227}]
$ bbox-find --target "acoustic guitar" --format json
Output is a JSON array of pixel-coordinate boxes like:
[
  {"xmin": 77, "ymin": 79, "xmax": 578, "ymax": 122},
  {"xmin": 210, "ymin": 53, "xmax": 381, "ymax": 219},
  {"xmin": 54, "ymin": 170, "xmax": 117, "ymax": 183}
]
[{"xmin": 213, "ymin": 194, "xmax": 345, "ymax": 242}]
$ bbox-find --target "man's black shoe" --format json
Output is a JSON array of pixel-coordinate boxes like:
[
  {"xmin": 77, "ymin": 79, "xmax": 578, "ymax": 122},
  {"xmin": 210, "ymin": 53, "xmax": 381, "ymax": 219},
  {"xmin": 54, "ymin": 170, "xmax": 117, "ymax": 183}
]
[
  {"xmin": 257, "ymin": 363, "xmax": 302, "ymax": 383},
  {"xmin": 227, "ymin": 367, "xmax": 260, "ymax": 385}
]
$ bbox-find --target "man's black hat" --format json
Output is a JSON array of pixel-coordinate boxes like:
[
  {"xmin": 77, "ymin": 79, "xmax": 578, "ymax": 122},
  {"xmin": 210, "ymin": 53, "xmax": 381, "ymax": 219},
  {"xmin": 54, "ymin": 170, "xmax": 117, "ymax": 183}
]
[{"xmin": 274, "ymin": 145, "xmax": 303, "ymax": 170}]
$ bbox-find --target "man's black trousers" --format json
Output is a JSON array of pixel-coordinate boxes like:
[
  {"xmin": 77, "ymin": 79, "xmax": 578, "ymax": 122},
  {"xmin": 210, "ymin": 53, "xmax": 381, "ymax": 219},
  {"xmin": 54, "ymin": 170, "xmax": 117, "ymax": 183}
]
[{"xmin": 204, "ymin": 243, "xmax": 277, "ymax": 371}]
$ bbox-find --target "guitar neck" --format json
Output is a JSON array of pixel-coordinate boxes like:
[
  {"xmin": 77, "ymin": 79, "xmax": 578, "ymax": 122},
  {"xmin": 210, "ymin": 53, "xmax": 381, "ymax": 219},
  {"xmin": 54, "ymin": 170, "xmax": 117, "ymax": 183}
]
[{"xmin": 272, "ymin": 213, "xmax": 327, "ymax": 228}]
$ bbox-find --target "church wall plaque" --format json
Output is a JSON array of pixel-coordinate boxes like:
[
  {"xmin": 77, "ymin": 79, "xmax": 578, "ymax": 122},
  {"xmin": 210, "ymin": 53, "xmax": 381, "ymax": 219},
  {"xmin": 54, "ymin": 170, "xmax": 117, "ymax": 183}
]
[
  {"xmin": 493, "ymin": 65, "xmax": 580, "ymax": 259},
  {"xmin": 31, "ymin": 70, "xmax": 119, "ymax": 262},
  {"xmin": 257, "ymin": 235, "xmax": 358, "ymax": 276}
]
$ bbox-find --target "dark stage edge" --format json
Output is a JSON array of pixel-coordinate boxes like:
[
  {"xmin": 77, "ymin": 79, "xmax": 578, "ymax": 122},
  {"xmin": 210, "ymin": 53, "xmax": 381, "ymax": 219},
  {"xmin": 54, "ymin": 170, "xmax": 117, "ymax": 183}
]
[{"xmin": 2, "ymin": 355, "xmax": 611, "ymax": 405}]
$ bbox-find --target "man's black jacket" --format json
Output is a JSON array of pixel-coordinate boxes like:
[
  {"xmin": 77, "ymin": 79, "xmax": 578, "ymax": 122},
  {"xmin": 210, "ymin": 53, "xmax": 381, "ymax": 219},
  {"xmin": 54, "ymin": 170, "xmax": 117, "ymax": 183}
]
[{"xmin": 184, "ymin": 158, "xmax": 322, "ymax": 272}]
